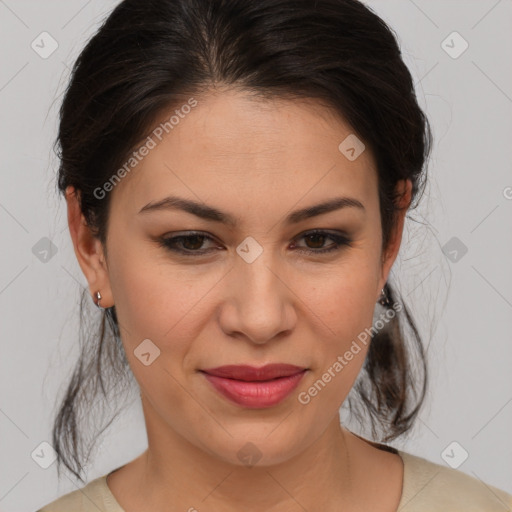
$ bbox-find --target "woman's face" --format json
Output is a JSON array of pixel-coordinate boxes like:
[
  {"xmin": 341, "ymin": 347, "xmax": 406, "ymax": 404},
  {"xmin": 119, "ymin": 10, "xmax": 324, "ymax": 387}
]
[{"xmin": 70, "ymin": 88, "xmax": 409, "ymax": 467}]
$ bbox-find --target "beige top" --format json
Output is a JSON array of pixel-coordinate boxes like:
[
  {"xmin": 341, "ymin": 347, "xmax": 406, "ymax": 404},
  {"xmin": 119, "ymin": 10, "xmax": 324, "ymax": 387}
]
[{"xmin": 37, "ymin": 449, "xmax": 512, "ymax": 511}]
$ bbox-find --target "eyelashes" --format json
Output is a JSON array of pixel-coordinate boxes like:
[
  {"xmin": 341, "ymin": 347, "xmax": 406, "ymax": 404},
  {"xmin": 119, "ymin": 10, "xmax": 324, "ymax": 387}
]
[{"xmin": 157, "ymin": 229, "xmax": 352, "ymax": 257}]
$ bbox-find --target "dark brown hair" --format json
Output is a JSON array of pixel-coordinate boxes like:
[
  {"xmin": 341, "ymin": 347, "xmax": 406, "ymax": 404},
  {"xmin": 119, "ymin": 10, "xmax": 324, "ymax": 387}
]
[{"xmin": 53, "ymin": 0, "xmax": 432, "ymax": 483}]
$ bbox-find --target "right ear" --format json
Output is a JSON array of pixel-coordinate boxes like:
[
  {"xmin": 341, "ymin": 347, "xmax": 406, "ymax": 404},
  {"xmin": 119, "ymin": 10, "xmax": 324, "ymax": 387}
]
[{"xmin": 65, "ymin": 186, "xmax": 114, "ymax": 308}]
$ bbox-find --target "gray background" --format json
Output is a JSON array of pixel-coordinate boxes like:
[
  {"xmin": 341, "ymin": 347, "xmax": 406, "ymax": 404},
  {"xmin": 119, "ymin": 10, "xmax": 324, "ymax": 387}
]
[{"xmin": 0, "ymin": 0, "xmax": 511, "ymax": 510}]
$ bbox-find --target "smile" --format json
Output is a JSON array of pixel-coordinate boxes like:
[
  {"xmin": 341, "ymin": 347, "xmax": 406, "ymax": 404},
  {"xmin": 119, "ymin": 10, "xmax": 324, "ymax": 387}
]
[{"xmin": 200, "ymin": 365, "xmax": 308, "ymax": 408}]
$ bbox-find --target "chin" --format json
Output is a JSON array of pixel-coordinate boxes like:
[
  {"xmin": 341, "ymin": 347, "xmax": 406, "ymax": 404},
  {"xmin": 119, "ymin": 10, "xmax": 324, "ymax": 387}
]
[{"xmin": 201, "ymin": 430, "xmax": 308, "ymax": 469}]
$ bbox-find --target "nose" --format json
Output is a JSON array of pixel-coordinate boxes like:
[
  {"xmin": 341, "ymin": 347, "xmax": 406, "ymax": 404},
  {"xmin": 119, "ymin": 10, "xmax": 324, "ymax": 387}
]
[{"xmin": 217, "ymin": 251, "xmax": 297, "ymax": 345}]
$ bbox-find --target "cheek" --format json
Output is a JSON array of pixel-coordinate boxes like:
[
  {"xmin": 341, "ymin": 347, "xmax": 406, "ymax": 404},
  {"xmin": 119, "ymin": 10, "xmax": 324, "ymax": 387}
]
[
  {"xmin": 296, "ymin": 256, "xmax": 380, "ymax": 399},
  {"xmin": 107, "ymin": 239, "xmax": 224, "ymax": 354},
  {"xmin": 294, "ymin": 269, "xmax": 378, "ymax": 411},
  {"xmin": 106, "ymin": 248, "xmax": 213, "ymax": 409},
  {"xmin": 302, "ymin": 258, "xmax": 379, "ymax": 338}
]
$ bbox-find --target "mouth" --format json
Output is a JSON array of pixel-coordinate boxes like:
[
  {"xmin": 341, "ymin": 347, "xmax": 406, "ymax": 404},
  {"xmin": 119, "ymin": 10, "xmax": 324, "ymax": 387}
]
[{"xmin": 199, "ymin": 364, "xmax": 308, "ymax": 408}]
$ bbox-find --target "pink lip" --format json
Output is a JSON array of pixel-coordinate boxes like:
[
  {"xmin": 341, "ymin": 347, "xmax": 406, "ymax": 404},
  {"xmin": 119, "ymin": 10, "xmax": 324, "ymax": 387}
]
[{"xmin": 200, "ymin": 364, "xmax": 307, "ymax": 408}]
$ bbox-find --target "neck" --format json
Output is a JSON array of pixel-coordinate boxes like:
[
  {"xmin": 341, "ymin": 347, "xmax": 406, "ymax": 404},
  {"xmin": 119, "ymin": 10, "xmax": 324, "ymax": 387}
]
[{"xmin": 133, "ymin": 402, "xmax": 359, "ymax": 511}]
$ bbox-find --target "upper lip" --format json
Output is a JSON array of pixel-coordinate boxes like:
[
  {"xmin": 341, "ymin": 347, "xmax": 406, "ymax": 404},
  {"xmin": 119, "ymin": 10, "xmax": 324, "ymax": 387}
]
[{"xmin": 200, "ymin": 364, "xmax": 307, "ymax": 381}]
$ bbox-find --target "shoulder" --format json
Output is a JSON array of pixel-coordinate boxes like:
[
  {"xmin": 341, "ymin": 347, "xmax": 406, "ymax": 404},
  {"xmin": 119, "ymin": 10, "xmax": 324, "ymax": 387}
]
[
  {"xmin": 398, "ymin": 449, "xmax": 512, "ymax": 511},
  {"xmin": 36, "ymin": 474, "xmax": 121, "ymax": 512}
]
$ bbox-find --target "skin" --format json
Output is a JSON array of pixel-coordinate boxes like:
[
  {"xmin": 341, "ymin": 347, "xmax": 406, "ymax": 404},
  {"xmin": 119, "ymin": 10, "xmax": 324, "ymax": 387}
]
[{"xmin": 66, "ymin": 87, "xmax": 411, "ymax": 512}]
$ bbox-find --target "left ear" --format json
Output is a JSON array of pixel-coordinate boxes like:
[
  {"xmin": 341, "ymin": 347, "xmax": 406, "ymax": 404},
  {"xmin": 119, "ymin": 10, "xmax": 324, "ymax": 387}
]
[{"xmin": 376, "ymin": 179, "xmax": 412, "ymax": 300}]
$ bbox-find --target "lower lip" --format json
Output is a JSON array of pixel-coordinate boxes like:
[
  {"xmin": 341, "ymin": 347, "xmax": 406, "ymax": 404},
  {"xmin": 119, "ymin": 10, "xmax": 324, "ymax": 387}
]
[{"xmin": 202, "ymin": 370, "xmax": 307, "ymax": 408}]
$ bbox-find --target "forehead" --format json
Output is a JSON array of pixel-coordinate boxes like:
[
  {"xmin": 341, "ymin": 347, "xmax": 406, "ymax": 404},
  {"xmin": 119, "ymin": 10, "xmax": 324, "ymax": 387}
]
[{"xmin": 110, "ymin": 89, "xmax": 378, "ymax": 218}]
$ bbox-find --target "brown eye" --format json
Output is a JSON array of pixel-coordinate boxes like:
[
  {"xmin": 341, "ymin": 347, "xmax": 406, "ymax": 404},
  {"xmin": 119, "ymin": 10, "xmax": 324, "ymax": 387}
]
[
  {"xmin": 181, "ymin": 234, "xmax": 206, "ymax": 251},
  {"xmin": 304, "ymin": 233, "xmax": 328, "ymax": 249},
  {"xmin": 292, "ymin": 230, "xmax": 352, "ymax": 255},
  {"xmin": 158, "ymin": 232, "xmax": 219, "ymax": 255},
  {"xmin": 158, "ymin": 230, "xmax": 351, "ymax": 257}
]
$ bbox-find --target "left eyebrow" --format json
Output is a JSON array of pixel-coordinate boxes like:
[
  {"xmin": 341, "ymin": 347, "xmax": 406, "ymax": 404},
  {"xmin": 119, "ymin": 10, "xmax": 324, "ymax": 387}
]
[{"xmin": 138, "ymin": 195, "xmax": 365, "ymax": 226}]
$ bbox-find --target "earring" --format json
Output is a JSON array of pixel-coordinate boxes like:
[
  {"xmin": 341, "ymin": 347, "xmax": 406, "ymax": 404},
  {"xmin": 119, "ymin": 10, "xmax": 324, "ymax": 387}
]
[
  {"xmin": 378, "ymin": 287, "xmax": 390, "ymax": 307},
  {"xmin": 94, "ymin": 290, "xmax": 103, "ymax": 309}
]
